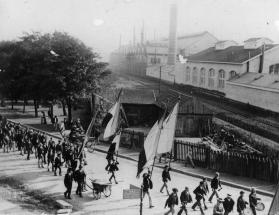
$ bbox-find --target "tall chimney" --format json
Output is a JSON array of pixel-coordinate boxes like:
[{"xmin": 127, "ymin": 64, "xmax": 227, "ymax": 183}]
[{"xmin": 167, "ymin": 4, "xmax": 177, "ymax": 65}]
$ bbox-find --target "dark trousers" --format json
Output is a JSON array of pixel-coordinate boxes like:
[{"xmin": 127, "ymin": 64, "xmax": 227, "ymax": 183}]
[
  {"xmin": 64, "ymin": 185, "xmax": 72, "ymax": 198},
  {"xmin": 76, "ymin": 182, "xmax": 83, "ymax": 197},
  {"xmin": 192, "ymin": 199, "xmax": 204, "ymax": 215},
  {"xmin": 54, "ymin": 166, "xmax": 61, "ymax": 175},
  {"xmin": 178, "ymin": 202, "xmax": 188, "ymax": 215},
  {"xmin": 250, "ymin": 207, "xmax": 256, "ymax": 215}
]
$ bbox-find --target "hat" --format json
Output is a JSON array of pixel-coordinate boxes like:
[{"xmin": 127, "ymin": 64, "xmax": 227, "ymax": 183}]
[
  {"xmin": 217, "ymin": 198, "xmax": 224, "ymax": 202},
  {"xmin": 227, "ymin": 194, "xmax": 232, "ymax": 197},
  {"xmin": 164, "ymin": 165, "xmax": 169, "ymax": 168},
  {"xmin": 240, "ymin": 191, "xmax": 245, "ymax": 194},
  {"xmin": 172, "ymin": 188, "xmax": 178, "ymax": 193}
]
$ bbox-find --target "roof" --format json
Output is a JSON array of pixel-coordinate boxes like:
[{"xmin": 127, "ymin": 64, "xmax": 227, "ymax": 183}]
[
  {"xmin": 177, "ymin": 31, "xmax": 209, "ymax": 40},
  {"xmin": 187, "ymin": 44, "xmax": 278, "ymax": 64},
  {"xmin": 244, "ymin": 37, "xmax": 273, "ymax": 43},
  {"xmin": 120, "ymin": 88, "xmax": 157, "ymax": 105},
  {"xmin": 228, "ymin": 72, "xmax": 279, "ymax": 90}
]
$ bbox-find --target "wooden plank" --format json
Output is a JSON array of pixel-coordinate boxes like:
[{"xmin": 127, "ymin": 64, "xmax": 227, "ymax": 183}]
[{"xmin": 123, "ymin": 189, "xmax": 141, "ymax": 199}]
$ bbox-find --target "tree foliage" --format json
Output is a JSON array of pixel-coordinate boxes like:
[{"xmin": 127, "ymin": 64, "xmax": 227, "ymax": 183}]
[{"xmin": 0, "ymin": 31, "xmax": 110, "ymax": 118}]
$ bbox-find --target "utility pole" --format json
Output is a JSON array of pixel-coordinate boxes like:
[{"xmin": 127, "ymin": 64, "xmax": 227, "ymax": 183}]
[
  {"xmin": 139, "ymin": 185, "xmax": 143, "ymax": 215},
  {"xmin": 159, "ymin": 66, "xmax": 162, "ymax": 94}
]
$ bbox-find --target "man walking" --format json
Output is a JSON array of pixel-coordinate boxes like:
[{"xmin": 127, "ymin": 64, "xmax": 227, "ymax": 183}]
[
  {"xmin": 142, "ymin": 172, "xmax": 154, "ymax": 208},
  {"xmin": 192, "ymin": 181, "xmax": 206, "ymax": 215},
  {"xmin": 209, "ymin": 172, "xmax": 222, "ymax": 203},
  {"xmin": 237, "ymin": 191, "xmax": 248, "ymax": 215},
  {"xmin": 108, "ymin": 160, "xmax": 119, "ymax": 184},
  {"xmin": 160, "ymin": 165, "xmax": 171, "ymax": 195},
  {"xmin": 178, "ymin": 186, "xmax": 192, "ymax": 215},
  {"xmin": 64, "ymin": 168, "xmax": 74, "ymax": 199},
  {"xmin": 54, "ymin": 153, "xmax": 63, "ymax": 176},
  {"xmin": 223, "ymin": 194, "xmax": 235, "ymax": 215},
  {"xmin": 201, "ymin": 177, "xmax": 209, "ymax": 210},
  {"xmin": 75, "ymin": 165, "xmax": 86, "ymax": 197},
  {"xmin": 249, "ymin": 188, "xmax": 260, "ymax": 215},
  {"xmin": 164, "ymin": 188, "xmax": 179, "ymax": 215}
]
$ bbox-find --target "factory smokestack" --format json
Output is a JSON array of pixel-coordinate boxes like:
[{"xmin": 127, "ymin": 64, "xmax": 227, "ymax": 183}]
[{"xmin": 167, "ymin": 4, "xmax": 177, "ymax": 65}]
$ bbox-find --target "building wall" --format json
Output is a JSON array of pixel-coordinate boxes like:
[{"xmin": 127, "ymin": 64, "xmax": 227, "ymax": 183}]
[
  {"xmin": 174, "ymin": 61, "xmax": 244, "ymax": 92},
  {"xmin": 262, "ymin": 46, "xmax": 279, "ymax": 73},
  {"xmin": 226, "ymin": 82, "xmax": 279, "ymax": 112}
]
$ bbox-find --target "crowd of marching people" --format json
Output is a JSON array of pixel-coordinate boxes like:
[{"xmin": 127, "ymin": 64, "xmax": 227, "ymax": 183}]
[
  {"xmin": 140, "ymin": 167, "xmax": 262, "ymax": 215},
  {"xmin": 0, "ymin": 114, "xmax": 263, "ymax": 215},
  {"xmin": 0, "ymin": 115, "xmax": 87, "ymax": 200}
]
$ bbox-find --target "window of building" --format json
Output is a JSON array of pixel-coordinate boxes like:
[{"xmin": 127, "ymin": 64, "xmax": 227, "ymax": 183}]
[
  {"xmin": 230, "ymin": 70, "xmax": 236, "ymax": 79},
  {"xmin": 208, "ymin": 68, "xmax": 215, "ymax": 88},
  {"xmin": 269, "ymin": 64, "xmax": 279, "ymax": 75},
  {"xmin": 186, "ymin": 66, "xmax": 191, "ymax": 82},
  {"xmin": 218, "ymin": 70, "xmax": 225, "ymax": 88},
  {"xmin": 200, "ymin": 68, "xmax": 206, "ymax": 86},
  {"xmin": 192, "ymin": 67, "xmax": 198, "ymax": 85}
]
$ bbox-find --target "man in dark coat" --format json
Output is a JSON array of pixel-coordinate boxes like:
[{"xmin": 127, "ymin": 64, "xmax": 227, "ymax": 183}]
[
  {"xmin": 223, "ymin": 194, "xmax": 235, "ymax": 215},
  {"xmin": 237, "ymin": 191, "xmax": 248, "ymax": 215},
  {"xmin": 54, "ymin": 153, "xmax": 63, "ymax": 176},
  {"xmin": 142, "ymin": 171, "xmax": 154, "ymax": 208},
  {"xmin": 164, "ymin": 188, "xmax": 179, "ymax": 215},
  {"xmin": 160, "ymin": 165, "xmax": 171, "ymax": 195},
  {"xmin": 75, "ymin": 165, "xmax": 86, "ymax": 197},
  {"xmin": 192, "ymin": 181, "xmax": 206, "ymax": 215},
  {"xmin": 108, "ymin": 160, "xmax": 119, "ymax": 184},
  {"xmin": 105, "ymin": 143, "xmax": 115, "ymax": 171},
  {"xmin": 249, "ymin": 188, "xmax": 260, "ymax": 215},
  {"xmin": 64, "ymin": 168, "xmax": 74, "ymax": 199},
  {"xmin": 178, "ymin": 186, "xmax": 192, "ymax": 215},
  {"xmin": 209, "ymin": 172, "xmax": 222, "ymax": 203},
  {"xmin": 37, "ymin": 142, "xmax": 44, "ymax": 168}
]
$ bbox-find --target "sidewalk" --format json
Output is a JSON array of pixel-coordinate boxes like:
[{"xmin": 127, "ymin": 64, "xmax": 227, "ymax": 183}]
[{"xmin": 94, "ymin": 144, "xmax": 276, "ymax": 197}]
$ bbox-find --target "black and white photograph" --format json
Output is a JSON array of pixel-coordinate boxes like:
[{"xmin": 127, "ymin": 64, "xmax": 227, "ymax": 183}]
[{"xmin": 0, "ymin": 0, "xmax": 279, "ymax": 214}]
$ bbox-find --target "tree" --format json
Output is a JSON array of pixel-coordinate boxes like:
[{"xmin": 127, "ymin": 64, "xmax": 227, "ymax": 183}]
[{"xmin": 0, "ymin": 31, "xmax": 110, "ymax": 119}]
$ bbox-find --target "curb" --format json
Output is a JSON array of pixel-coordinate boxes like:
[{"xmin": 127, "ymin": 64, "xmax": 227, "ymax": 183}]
[
  {"xmin": 94, "ymin": 148, "xmax": 274, "ymax": 198},
  {"xmin": 7, "ymin": 119, "xmax": 274, "ymax": 198}
]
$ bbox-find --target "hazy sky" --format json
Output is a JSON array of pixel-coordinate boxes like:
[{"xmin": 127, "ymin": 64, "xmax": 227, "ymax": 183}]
[{"xmin": 1, "ymin": 0, "xmax": 279, "ymax": 61}]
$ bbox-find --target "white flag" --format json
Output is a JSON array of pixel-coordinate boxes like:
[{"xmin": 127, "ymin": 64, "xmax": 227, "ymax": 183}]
[
  {"xmin": 112, "ymin": 132, "xmax": 121, "ymax": 152},
  {"xmin": 157, "ymin": 102, "xmax": 179, "ymax": 154},
  {"xmin": 143, "ymin": 121, "xmax": 160, "ymax": 169},
  {"xmin": 104, "ymin": 101, "xmax": 120, "ymax": 140}
]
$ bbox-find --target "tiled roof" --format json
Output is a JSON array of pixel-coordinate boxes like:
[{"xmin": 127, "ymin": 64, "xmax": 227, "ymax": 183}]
[
  {"xmin": 187, "ymin": 44, "xmax": 277, "ymax": 64},
  {"xmin": 244, "ymin": 37, "xmax": 273, "ymax": 43},
  {"xmin": 228, "ymin": 72, "xmax": 279, "ymax": 90}
]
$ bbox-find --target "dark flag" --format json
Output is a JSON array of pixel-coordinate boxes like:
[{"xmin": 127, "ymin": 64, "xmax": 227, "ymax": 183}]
[{"xmin": 137, "ymin": 149, "xmax": 147, "ymax": 178}]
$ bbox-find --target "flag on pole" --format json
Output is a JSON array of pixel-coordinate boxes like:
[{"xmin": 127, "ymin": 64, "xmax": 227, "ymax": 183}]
[
  {"xmin": 136, "ymin": 121, "xmax": 159, "ymax": 177},
  {"xmin": 112, "ymin": 132, "xmax": 121, "ymax": 152},
  {"xmin": 157, "ymin": 101, "xmax": 179, "ymax": 154},
  {"xmin": 78, "ymin": 115, "xmax": 95, "ymax": 157},
  {"xmin": 104, "ymin": 101, "xmax": 120, "ymax": 140},
  {"xmin": 268, "ymin": 183, "xmax": 279, "ymax": 215}
]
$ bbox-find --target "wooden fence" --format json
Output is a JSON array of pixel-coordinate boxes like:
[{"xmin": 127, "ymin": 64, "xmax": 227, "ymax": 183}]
[{"xmin": 174, "ymin": 140, "xmax": 279, "ymax": 183}]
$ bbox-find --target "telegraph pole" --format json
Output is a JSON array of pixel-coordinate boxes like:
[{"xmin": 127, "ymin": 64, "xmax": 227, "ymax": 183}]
[{"xmin": 159, "ymin": 66, "xmax": 162, "ymax": 94}]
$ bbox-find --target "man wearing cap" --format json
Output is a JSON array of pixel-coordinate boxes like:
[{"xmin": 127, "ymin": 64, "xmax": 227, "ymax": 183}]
[
  {"xmin": 178, "ymin": 187, "xmax": 192, "ymax": 215},
  {"xmin": 213, "ymin": 198, "xmax": 225, "ymax": 215},
  {"xmin": 209, "ymin": 172, "xmax": 222, "ymax": 203},
  {"xmin": 164, "ymin": 188, "xmax": 179, "ymax": 215},
  {"xmin": 142, "ymin": 171, "xmax": 154, "ymax": 208},
  {"xmin": 249, "ymin": 188, "xmax": 260, "ymax": 215},
  {"xmin": 223, "ymin": 194, "xmax": 235, "ymax": 215},
  {"xmin": 237, "ymin": 191, "xmax": 248, "ymax": 215},
  {"xmin": 160, "ymin": 165, "xmax": 171, "ymax": 195}
]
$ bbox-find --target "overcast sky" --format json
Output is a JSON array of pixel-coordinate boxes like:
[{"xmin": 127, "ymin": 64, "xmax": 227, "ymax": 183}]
[{"xmin": 1, "ymin": 0, "xmax": 279, "ymax": 61}]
